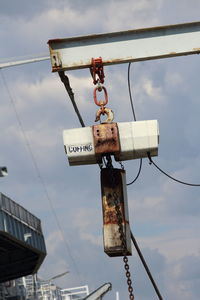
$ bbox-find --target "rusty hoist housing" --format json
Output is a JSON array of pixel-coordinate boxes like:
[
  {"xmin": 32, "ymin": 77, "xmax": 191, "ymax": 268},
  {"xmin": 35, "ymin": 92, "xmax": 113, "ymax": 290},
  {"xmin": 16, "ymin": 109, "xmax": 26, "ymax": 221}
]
[{"xmin": 61, "ymin": 58, "xmax": 159, "ymax": 257}]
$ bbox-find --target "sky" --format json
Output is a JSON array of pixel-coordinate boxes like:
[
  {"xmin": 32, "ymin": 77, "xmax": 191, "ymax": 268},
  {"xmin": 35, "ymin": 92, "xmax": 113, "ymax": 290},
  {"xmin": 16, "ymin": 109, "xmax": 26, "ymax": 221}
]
[{"xmin": 0, "ymin": 0, "xmax": 200, "ymax": 299}]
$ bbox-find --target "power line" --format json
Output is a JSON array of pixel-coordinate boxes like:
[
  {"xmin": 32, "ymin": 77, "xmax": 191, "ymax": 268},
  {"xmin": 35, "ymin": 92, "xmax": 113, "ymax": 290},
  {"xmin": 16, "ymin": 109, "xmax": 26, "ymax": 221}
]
[
  {"xmin": 0, "ymin": 69, "xmax": 83, "ymax": 283},
  {"xmin": 147, "ymin": 152, "xmax": 200, "ymax": 187}
]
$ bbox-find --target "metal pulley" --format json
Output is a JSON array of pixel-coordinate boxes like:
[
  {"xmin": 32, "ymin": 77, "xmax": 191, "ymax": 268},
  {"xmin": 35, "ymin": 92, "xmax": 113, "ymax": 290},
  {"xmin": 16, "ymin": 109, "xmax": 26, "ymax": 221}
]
[{"xmin": 100, "ymin": 168, "xmax": 132, "ymax": 257}]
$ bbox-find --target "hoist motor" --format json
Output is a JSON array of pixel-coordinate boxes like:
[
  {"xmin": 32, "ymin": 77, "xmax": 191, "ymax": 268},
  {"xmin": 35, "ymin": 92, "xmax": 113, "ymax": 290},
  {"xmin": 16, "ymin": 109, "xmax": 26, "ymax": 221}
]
[{"xmin": 63, "ymin": 120, "xmax": 159, "ymax": 166}]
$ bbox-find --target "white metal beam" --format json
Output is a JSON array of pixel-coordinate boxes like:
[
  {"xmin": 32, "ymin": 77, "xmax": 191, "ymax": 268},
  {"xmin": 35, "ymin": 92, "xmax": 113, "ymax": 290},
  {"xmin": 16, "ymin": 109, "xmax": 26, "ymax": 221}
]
[
  {"xmin": 83, "ymin": 283, "xmax": 112, "ymax": 300},
  {"xmin": 48, "ymin": 21, "xmax": 200, "ymax": 72},
  {"xmin": 0, "ymin": 56, "xmax": 49, "ymax": 69}
]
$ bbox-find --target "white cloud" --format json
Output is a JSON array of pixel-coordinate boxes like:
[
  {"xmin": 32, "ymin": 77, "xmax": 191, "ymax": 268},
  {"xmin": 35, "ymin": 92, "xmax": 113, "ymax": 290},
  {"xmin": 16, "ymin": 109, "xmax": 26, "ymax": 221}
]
[
  {"xmin": 164, "ymin": 71, "xmax": 183, "ymax": 87},
  {"xmin": 103, "ymin": 0, "xmax": 163, "ymax": 31},
  {"xmin": 139, "ymin": 229, "xmax": 200, "ymax": 261},
  {"xmin": 143, "ymin": 79, "xmax": 163, "ymax": 100},
  {"xmin": 73, "ymin": 207, "xmax": 102, "ymax": 246},
  {"xmin": 46, "ymin": 230, "xmax": 63, "ymax": 254}
]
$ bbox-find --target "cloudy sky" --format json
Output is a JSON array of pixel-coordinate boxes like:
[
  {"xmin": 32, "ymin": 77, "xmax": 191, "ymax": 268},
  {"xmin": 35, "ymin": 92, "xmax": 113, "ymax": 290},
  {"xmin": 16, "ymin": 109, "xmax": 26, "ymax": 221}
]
[{"xmin": 1, "ymin": 0, "xmax": 200, "ymax": 299}]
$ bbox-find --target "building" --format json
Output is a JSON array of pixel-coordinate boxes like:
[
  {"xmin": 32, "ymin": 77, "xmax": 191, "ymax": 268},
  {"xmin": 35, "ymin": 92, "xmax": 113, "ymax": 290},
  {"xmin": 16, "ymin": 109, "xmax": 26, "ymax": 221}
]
[
  {"xmin": 0, "ymin": 193, "xmax": 46, "ymax": 283},
  {"xmin": 0, "ymin": 275, "xmax": 89, "ymax": 300}
]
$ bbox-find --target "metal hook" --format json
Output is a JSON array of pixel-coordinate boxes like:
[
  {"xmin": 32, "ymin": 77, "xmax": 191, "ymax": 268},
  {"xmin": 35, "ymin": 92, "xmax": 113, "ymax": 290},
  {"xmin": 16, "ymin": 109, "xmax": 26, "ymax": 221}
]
[{"xmin": 95, "ymin": 107, "xmax": 114, "ymax": 123}]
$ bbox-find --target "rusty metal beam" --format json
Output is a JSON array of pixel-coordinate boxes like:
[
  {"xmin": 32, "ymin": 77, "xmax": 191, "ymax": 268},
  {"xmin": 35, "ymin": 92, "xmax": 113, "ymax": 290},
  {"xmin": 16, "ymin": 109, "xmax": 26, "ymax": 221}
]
[{"xmin": 48, "ymin": 21, "xmax": 200, "ymax": 72}]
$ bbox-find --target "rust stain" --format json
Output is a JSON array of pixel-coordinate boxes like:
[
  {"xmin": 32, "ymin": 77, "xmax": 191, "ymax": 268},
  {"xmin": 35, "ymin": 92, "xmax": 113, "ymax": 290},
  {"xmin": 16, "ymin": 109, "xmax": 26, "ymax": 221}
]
[
  {"xmin": 93, "ymin": 123, "xmax": 120, "ymax": 157},
  {"xmin": 193, "ymin": 47, "xmax": 200, "ymax": 52},
  {"xmin": 52, "ymin": 66, "xmax": 62, "ymax": 72},
  {"xmin": 101, "ymin": 168, "xmax": 126, "ymax": 225},
  {"xmin": 48, "ymin": 38, "xmax": 65, "ymax": 44},
  {"xmin": 103, "ymin": 193, "xmax": 126, "ymax": 225}
]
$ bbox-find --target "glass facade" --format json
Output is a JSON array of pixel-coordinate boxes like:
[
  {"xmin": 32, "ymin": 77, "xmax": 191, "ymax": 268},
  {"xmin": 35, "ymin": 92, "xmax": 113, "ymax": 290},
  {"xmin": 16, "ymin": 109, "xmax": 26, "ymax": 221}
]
[
  {"xmin": 0, "ymin": 193, "xmax": 46, "ymax": 253},
  {"xmin": 0, "ymin": 193, "xmax": 46, "ymax": 283}
]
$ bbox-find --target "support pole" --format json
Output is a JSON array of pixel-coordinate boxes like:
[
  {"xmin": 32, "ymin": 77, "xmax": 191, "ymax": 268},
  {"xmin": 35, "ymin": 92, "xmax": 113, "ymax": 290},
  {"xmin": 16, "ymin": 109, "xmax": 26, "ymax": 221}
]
[
  {"xmin": 130, "ymin": 231, "xmax": 163, "ymax": 300},
  {"xmin": 58, "ymin": 71, "xmax": 85, "ymax": 127}
]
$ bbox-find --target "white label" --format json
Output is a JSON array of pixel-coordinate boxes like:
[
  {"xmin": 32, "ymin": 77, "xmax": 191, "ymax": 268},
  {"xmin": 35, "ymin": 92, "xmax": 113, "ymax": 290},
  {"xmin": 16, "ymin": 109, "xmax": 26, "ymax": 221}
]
[{"xmin": 68, "ymin": 144, "xmax": 93, "ymax": 153}]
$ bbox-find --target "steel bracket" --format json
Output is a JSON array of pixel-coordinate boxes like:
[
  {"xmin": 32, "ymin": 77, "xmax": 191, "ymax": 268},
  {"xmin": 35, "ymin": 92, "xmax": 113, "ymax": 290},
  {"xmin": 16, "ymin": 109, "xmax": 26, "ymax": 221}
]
[{"xmin": 92, "ymin": 123, "xmax": 120, "ymax": 162}]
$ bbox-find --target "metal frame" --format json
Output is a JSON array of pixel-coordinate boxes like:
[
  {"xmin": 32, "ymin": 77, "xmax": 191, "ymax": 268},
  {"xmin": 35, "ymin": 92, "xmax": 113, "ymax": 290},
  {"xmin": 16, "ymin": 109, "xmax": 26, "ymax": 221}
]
[
  {"xmin": 48, "ymin": 21, "xmax": 200, "ymax": 72},
  {"xmin": 0, "ymin": 56, "xmax": 49, "ymax": 69}
]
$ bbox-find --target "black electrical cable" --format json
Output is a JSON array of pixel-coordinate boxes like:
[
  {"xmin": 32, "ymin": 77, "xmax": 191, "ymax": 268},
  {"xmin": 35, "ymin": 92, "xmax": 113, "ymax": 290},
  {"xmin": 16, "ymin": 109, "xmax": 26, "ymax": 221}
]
[
  {"xmin": 128, "ymin": 62, "xmax": 137, "ymax": 122},
  {"xmin": 130, "ymin": 231, "xmax": 164, "ymax": 300},
  {"xmin": 127, "ymin": 62, "xmax": 142, "ymax": 185},
  {"xmin": 127, "ymin": 159, "xmax": 142, "ymax": 186},
  {"xmin": 147, "ymin": 152, "xmax": 200, "ymax": 187},
  {"xmin": 59, "ymin": 71, "xmax": 85, "ymax": 127}
]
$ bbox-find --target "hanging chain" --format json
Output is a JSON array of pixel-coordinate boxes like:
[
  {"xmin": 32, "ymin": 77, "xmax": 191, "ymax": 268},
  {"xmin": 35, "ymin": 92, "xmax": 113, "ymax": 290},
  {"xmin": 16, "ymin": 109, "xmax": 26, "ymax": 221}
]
[
  {"xmin": 90, "ymin": 58, "xmax": 114, "ymax": 123},
  {"xmin": 105, "ymin": 155, "xmax": 134, "ymax": 300},
  {"xmin": 118, "ymin": 161, "xmax": 125, "ymax": 170}
]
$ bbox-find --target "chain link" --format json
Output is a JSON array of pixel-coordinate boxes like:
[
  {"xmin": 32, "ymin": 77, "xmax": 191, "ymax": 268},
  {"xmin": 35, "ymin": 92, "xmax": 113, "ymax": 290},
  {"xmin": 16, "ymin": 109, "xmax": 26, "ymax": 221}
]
[
  {"xmin": 105, "ymin": 155, "xmax": 134, "ymax": 299},
  {"xmin": 118, "ymin": 161, "xmax": 125, "ymax": 170}
]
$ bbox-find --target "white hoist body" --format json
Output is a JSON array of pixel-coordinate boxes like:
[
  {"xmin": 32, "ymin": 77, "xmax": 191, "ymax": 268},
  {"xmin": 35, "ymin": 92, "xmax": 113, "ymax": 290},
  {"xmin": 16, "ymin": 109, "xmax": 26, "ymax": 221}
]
[{"xmin": 63, "ymin": 120, "xmax": 159, "ymax": 166}]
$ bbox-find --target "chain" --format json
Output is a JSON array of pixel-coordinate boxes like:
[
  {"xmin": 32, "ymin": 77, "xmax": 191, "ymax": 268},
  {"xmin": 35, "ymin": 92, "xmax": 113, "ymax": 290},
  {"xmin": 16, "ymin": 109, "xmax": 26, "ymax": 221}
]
[
  {"xmin": 118, "ymin": 161, "xmax": 125, "ymax": 170},
  {"xmin": 90, "ymin": 57, "xmax": 115, "ymax": 124},
  {"xmin": 97, "ymin": 80, "xmax": 103, "ymax": 91},
  {"xmin": 90, "ymin": 57, "xmax": 105, "ymax": 84},
  {"xmin": 105, "ymin": 155, "xmax": 134, "ymax": 299}
]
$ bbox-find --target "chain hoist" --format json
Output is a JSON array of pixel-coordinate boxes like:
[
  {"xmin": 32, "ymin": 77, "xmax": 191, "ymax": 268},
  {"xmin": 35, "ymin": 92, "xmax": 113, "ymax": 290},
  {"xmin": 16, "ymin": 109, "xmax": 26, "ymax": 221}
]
[
  {"xmin": 104, "ymin": 155, "xmax": 134, "ymax": 299},
  {"xmin": 49, "ymin": 32, "xmax": 162, "ymax": 299},
  {"xmin": 62, "ymin": 57, "xmax": 159, "ymax": 300}
]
